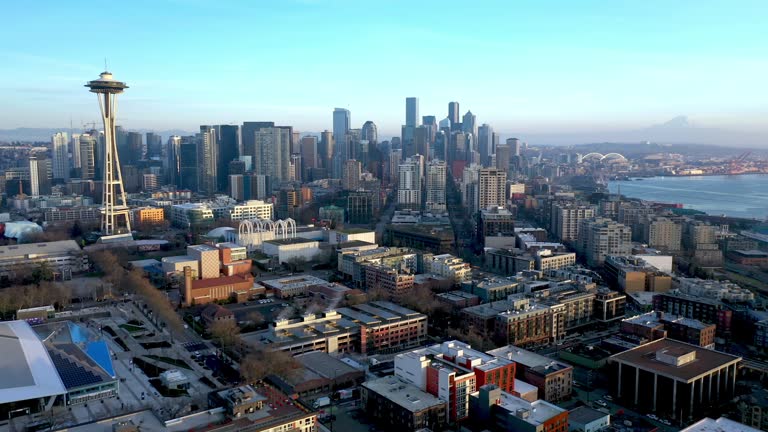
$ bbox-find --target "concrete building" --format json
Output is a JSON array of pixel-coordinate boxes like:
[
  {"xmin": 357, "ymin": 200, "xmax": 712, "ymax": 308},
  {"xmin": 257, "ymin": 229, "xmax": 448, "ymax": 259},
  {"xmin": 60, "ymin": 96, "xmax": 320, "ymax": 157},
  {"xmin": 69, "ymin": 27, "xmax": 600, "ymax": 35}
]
[
  {"xmin": 653, "ymin": 291, "xmax": 734, "ymax": 339},
  {"xmin": 262, "ymin": 238, "xmax": 320, "ymax": 264},
  {"xmin": 182, "ymin": 268, "xmax": 256, "ymax": 306},
  {"xmin": 395, "ymin": 340, "xmax": 517, "ymax": 422},
  {"xmin": 609, "ymin": 338, "xmax": 741, "ymax": 420},
  {"xmin": 0, "ymin": 240, "xmax": 88, "ymax": 281},
  {"xmin": 422, "ymin": 253, "xmax": 471, "ymax": 283},
  {"xmin": 488, "ymin": 345, "xmax": 574, "ymax": 403},
  {"xmin": 224, "ymin": 200, "xmax": 274, "ymax": 221},
  {"xmin": 568, "ymin": 406, "xmax": 610, "ymax": 432},
  {"xmin": 478, "ymin": 206, "xmax": 515, "ymax": 245},
  {"xmin": 426, "ymin": 159, "xmax": 447, "ymax": 211},
  {"xmin": 621, "ymin": 311, "xmax": 716, "ymax": 348},
  {"xmin": 342, "ymin": 159, "xmax": 361, "ymax": 191},
  {"xmin": 461, "ymin": 277, "xmax": 522, "ymax": 303},
  {"xmin": 361, "ymin": 376, "xmax": 447, "ymax": 432},
  {"xmin": 682, "ymin": 417, "xmax": 762, "ymax": 432},
  {"xmin": 640, "ymin": 215, "xmax": 682, "ymax": 251},
  {"xmin": 398, "ymin": 156, "xmax": 422, "ymax": 210},
  {"xmin": 187, "ymin": 244, "xmax": 221, "ymax": 279},
  {"xmin": 364, "ymin": 264, "xmax": 415, "ymax": 298},
  {"xmin": 171, "ymin": 203, "xmax": 215, "ymax": 228},
  {"xmin": 261, "ymin": 275, "xmax": 335, "ymax": 299},
  {"xmin": 385, "ymin": 224, "xmax": 454, "ymax": 254},
  {"xmin": 255, "ymin": 301, "xmax": 427, "ymax": 355},
  {"xmin": 551, "ymin": 203, "xmax": 596, "ymax": 243},
  {"xmin": 494, "ymin": 298, "xmax": 566, "ymax": 348},
  {"xmin": 604, "ymin": 255, "xmax": 672, "ymax": 293},
  {"xmin": 594, "ymin": 289, "xmax": 627, "ymax": 323},
  {"xmin": 132, "ymin": 206, "xmax": 165, "ymax": 225},
  {"xmin": 469, "ymin": 385, "xmax": 569, "ymax": 432},
  {"xmin": 328, "ymin": 228, "xmax": 376, "ymax": 245},
  {"xmin": 578, "ymin": 218, "xmax": 632, "ymax": 267},
  {"xmin": 478, "ymin": 168, "xmax": 507, "ymax": 211},
  {"xmin": 209, "ymin": 385, "xmax": 267, "ymax": 418}
]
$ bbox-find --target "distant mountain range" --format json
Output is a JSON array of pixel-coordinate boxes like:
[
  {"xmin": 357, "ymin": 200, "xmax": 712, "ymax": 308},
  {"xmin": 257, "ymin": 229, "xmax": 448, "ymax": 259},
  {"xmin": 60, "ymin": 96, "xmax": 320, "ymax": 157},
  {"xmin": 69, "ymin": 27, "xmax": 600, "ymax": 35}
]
[
  {"xmin": 0, "ymin": 128, "xmax": 196, "ymax": 143},
  {"xmin": 1, "ymin": 116, "xmax": 766, "ymax": 148},
  {"xmin": 505, "ymin": 116, "xmax": 767, "ymax": 148}
]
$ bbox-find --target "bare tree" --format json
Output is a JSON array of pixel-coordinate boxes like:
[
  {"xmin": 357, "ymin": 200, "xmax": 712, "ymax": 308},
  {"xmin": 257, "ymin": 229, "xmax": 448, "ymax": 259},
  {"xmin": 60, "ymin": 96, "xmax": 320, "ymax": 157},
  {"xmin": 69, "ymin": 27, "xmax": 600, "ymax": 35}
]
[
  {"xmin": 240, "ymin": 349, "xmax": 301, "ymax": 384},
  {"xmin": 209, "ymin": 320, "xmax": 241, "ymax": 349},
  {"xmin": 246, "ymin": 311, "xmax": 265, "ymax": 326}
]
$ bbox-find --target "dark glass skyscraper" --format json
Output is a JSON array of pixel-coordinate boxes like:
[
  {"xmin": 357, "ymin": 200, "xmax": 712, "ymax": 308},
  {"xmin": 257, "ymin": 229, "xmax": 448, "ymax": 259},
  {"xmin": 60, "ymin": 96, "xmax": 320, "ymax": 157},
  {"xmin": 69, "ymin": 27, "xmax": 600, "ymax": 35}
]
[
  {"xmin": 217, "ymin": 125, "xmax": 240, "ymax": 194},
  {"xmin": 448, "ymin": 101, "xmax": 460, "ymax": 125}
]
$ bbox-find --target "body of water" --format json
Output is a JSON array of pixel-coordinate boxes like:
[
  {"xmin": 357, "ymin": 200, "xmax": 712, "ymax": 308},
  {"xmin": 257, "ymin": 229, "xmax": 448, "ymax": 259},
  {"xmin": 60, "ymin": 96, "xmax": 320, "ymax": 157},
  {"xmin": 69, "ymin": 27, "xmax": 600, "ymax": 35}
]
[{"xmin": 607, "ymin": 174, "xmax": 768, "ymax": 220}]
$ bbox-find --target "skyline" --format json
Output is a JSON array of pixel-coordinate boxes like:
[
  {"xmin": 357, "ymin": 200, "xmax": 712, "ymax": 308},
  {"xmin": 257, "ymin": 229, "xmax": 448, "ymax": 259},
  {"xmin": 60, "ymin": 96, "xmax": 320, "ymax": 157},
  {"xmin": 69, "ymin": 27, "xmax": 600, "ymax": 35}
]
[{"xmin": 2, "ymin": 0, "xmax": 767, "ymax": 143}]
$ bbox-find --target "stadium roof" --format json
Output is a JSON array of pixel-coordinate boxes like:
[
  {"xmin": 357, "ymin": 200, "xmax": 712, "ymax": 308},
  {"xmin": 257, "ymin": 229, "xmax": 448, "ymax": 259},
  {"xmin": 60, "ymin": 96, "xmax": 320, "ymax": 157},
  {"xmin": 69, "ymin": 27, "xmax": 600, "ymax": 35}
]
[{"xmin": 0, "ymin": 320, "xmax": 67, "ymax": 404}]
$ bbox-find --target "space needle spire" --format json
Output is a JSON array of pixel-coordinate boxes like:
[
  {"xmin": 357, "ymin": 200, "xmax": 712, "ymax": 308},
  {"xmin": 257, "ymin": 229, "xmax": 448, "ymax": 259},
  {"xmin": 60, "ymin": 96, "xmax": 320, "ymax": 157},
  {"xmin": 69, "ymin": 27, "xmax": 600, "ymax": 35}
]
[{"xmin": 85, "ymin": 71, "xmax": 133, "ymax": 241}]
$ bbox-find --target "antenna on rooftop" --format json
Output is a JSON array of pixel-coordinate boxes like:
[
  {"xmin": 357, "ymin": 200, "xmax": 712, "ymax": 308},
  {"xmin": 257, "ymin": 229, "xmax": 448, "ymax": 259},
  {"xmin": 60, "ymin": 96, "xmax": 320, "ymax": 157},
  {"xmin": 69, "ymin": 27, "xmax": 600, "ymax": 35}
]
[{"xmin": 104, "ymin": 57, "xmax": 108, "ymax": 71}]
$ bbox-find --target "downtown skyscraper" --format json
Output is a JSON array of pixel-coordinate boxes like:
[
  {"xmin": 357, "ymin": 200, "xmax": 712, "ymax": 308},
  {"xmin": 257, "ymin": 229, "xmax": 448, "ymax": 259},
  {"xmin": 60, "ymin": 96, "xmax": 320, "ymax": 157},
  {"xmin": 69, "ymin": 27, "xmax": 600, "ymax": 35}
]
[
  {"xmin": 51, "ymin": 132, "xmax": 69, "ymax": 183},
  {"xmin": 332, "ymin": 108, "xmax": 350, "ymax": 178}
]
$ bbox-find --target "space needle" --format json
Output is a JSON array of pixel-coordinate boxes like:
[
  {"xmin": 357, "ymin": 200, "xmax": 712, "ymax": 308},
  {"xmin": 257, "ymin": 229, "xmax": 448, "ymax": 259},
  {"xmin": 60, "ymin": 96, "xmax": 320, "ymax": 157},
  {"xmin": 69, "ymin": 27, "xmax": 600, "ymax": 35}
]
[{"xmin": 85, "ymin": 71, "xmax": 133, "ymax": 242}]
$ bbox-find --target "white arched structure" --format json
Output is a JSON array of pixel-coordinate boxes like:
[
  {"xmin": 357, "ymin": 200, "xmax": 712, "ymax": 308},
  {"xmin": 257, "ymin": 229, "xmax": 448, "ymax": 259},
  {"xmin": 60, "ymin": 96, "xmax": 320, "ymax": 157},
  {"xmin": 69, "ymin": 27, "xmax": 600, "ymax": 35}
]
[
  {"xmin": 601, "ymin": 152, "xmax": 627, "ymax": 162},
  {"xmin": 581, "ymin": 152, "xmax": 626, "ymax": 163},
  {"xmin": 235, "ymin": 218, "xmax": 297, "ymax": 251}
]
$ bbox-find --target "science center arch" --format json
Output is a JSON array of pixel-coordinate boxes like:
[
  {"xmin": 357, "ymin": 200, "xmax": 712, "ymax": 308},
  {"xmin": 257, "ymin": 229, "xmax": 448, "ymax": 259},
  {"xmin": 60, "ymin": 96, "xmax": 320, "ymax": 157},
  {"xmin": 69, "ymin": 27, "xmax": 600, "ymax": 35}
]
[
  {"xmin": 581, "ymin": 152, "xmax": 627, "ymax": 163},
  {"xmin": 236, "ymin": 218, "xmax": 297, "ymax": 251}
]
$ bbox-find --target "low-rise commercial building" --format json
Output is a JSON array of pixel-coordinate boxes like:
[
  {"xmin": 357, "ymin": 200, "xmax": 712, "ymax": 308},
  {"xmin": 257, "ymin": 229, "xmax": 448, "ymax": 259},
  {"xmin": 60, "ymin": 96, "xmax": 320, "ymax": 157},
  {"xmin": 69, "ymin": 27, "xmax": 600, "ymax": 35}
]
[
  {"xmin": 385, "ymin": 224, "xmax": 454, "ymax": 254},
  {"xmin": 252, "ymin": 301, "xmax": 427, "ymax": 355},
  {"xmin": 604, "ymin": 256, "xmax": 672, "ymax": 293},
  {"xmin": 362, "ymin": 376, "xmax": 448, "ymax": 432},
  {"xmin": 621, "ymin": 311, "xmax": 716, "ymax": 348},
  {"xmin": 461, "ymin": 276, "xmax": 522, "ymax": 303},
  {"xmin": 594, "ymin": 289, "xmax": 627, "ymax": 322},
  {"xmin": 132, "ymin": 206, "xmax": 165, "ymax": 225},
  {"xmin": 262, "ymin": 238, "xmax": 320, "ymax": 264},
  {"xmin": 609, "ymin": 338, "xmax": 741, "ymax": 421},
  {"xmin": 568, "ymin": 406, "xmax": 610, "ymax": 432},
  {"xmin": 488, "ymin": 345, "xmax": 574, "ymax": 403},
  {"xmin": 0, "ymin": 240, "xmax": 88, "ymax": 281},
  {"xmin": 470, "ymin": 385, "xmax": 569, "ymax": 432}
]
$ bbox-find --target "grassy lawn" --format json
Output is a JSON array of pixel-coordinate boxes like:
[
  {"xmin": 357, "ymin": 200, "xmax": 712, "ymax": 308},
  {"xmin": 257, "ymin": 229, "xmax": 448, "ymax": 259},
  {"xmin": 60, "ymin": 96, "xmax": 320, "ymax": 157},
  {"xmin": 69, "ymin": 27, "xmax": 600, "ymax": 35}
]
[{"xmin": 146, "ymin": 355, "xmax": 192, "ymax": 370}]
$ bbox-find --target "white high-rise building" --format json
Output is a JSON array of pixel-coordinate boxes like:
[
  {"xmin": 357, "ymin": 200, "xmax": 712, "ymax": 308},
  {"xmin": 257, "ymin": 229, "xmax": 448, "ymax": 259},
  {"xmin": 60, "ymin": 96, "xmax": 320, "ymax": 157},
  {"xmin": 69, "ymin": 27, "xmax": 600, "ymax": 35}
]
[
  {"xmin": 426, "ymin": 160, "xmax": 447, "ymax": 211},
  {"xmin": 70, "ymin": 133, "xmax": 81, "ymax": 169},
  {"xmin": 254, "ymin": 127, "xmax": 289, "ymax": 185},
  {"xmin": 551, "ymin": 203, "xmax": 597, "ymax": 243},
  {"xmin": 578, "ymin": 217, "xmax": 632, "ymax": 267},
  {"xmin": 51, "ymin": 132, "xmax": 69, "ymax": 182},
  {"xmin": 478, "ymin": 167, "xmax": 506, "ymax": 212},
  {"xmin": 398, "ymin": 156, "xmax": 422, "ymax": 210}
]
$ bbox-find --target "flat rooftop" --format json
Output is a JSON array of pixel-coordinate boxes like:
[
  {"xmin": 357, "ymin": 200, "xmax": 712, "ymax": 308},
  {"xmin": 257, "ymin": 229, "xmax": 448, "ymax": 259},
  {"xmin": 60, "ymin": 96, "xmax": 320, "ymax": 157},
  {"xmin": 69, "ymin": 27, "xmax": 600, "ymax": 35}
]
[
  {"xmin": 162, "ymin": 255, "xmax": 197, "ymax": 263},
  {"xmin": 0, "ymin": 320, "xmax": 67, "ymax": 404},
  {"xmin": 363, "ymin": 376, "xmax": 445, "ymax": 413},
  {"xmin": 681, "ymin": 417, "xmax": 762, "ymax": 432},
  {"xmin": 488, "ymin": 345, "xmax": 572, "ymax": 371},
  {"xmin": 569, "ymin": 406, "xmax": 609, "ymax": 425},
  {"xmin": 295, "ymin": 351, "xmax": 361, "ymax": 378},
  {"xmin": 497, "ymin": 391, "xmax": 566, "ymax": 425},
  {"xmin": 188, "ymin": 244, "xmax": 218, "ymax": 252},
  {"xmin": 610, "ymin": 338, "xmax": 741, "ymax": 382},
  {"xmin": 0, "ymin": 240, "xmax": 80, "ymax": 258},
  {"xmin": 264, "ymin": 237, "xmax": 318, "ymax": 246}
]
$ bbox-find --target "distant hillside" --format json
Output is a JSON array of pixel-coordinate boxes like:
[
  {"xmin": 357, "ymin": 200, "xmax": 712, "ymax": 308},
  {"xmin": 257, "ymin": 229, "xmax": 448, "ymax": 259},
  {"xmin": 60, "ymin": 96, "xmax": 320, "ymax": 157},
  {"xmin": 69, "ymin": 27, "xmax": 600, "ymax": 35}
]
[{"xmin": 0, "ymin": 128, "xmax": 196, "ymax": 143}]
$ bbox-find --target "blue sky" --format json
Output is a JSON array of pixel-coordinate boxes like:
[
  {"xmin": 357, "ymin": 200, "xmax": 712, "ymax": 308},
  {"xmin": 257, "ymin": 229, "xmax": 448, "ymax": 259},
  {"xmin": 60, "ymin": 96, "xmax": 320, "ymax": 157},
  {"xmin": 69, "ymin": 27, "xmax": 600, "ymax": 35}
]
[{"xmin": 2, "ymin": 0, "xmax": 767, "ymax": 137}]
